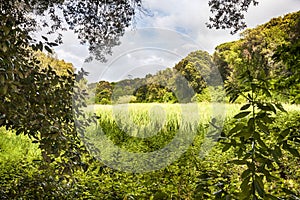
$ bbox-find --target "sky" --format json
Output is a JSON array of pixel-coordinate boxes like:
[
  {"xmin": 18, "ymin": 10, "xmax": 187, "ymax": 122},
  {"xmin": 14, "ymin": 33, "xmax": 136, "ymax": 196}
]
[{"xmin": 53, "ymin": 0, "xmax": 300, "ymax": 83}]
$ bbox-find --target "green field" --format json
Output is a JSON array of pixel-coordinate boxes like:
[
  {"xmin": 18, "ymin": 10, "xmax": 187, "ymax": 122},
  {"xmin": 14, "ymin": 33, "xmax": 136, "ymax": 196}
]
[{"xmin": 1, "ymin": 103, "xmax": 299, "ymax": 199}]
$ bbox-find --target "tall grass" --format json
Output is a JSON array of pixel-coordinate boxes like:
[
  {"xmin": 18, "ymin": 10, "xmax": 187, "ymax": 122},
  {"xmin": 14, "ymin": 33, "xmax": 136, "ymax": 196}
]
[
  {"xmin": 83, "ymin": 103, "xmax": 243, "ymax": 171},
  {"xmin": 84, "ymin": 102, "xmax": 298, "ymax": 153},
  {"xmin": 0, "ymin": 127, "xmax": 40, "ymax": 163}
]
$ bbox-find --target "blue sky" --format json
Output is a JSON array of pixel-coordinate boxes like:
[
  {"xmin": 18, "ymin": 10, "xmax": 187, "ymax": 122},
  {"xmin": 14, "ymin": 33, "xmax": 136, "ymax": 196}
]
[{"xmin": 53, "ymin": 0, "xmax": 300, "ymax": 83}]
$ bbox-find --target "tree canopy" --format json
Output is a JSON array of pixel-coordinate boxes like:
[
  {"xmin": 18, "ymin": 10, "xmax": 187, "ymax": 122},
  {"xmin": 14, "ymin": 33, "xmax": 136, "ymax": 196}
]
[
  {"xmin": 214, "ymin": 10, "xmax": 300, "ymax": 103},
  {"xmin": 0, "ymin": 0, "xmax": 142, "ymax": 173},
  {"xmin": 207, "ymin": 0, "xmax": 259, "ymax": 34},
  {"xmin": 92, "ymin": 50, "xmax": 219, "ymax": 104}
]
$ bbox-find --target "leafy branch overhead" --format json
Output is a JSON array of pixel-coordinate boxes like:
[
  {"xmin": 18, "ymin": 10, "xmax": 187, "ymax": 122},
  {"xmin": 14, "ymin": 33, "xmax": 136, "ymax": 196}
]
[
  {"xmin": 207, "ymin": 0, "xmax": 259, "ymax": 34},
  {"xmin": 1, "ymin": 0, "xmax": 143, "ymax": 62}
]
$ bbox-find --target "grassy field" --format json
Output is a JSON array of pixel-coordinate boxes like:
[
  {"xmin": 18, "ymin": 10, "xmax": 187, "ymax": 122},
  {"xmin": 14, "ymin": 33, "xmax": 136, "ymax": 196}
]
[{"xmin": 1, "ymin": 103, "xmax": 299, "ymax": 199}]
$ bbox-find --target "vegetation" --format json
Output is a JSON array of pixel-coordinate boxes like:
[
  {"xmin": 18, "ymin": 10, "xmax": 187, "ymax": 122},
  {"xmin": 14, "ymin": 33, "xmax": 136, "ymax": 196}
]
[
  {"xmin": 91, "ymin": 50, "xmax": 222, "ymax": 104},
  {"xmin": 0, "ymin": 0, "xmax": 299, "ymax": 199},
  {"xmin": 1, "ymin": 104, "xmax": 299, "ymax": 199},
  {"xmin": 92, "ymin": 11, "xmax": 300, "ymax": 105},
  {"xmin": 207, "ymin": 0, "xmax": 259, "ymax": 34},
  {"xmin": 0, "ymin": 0, "xmax": 143, "ymax": 179}
]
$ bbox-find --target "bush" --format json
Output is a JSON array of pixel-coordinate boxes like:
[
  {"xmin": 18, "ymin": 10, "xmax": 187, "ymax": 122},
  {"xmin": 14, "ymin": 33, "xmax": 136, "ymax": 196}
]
[{"xmin": 115, "ymin": 95, "xmax": 137, "ymax": 104}]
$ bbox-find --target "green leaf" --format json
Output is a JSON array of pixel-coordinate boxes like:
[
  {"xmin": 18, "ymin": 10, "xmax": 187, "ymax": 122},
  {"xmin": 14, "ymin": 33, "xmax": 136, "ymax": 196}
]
[
  {"xmin": 275, "ymin": 103, "xmax": 286, "ymax": 112},
  {"xmin": 286, "ymin": 147, "xmax": 300, "ymax": 157},
  {"xmin": 230, "ymin": 159, "xmax": 247, "ymax": 165},
  {"xmin": 257, "ymin": 103, "xmax": 275, "ymax": 113},
  {"xmin": 257, "ymin": 121, "xmax": 269, "ymax": 134},
  {"xmin": 234, "ymin": 130, "xmax": 251, "ymax": 139},
  {"xmin": 262, "ymin": 115, "xmax": 273, "ymax": 124},
  {"xmin": 279, "ymin": 128, "xmax": 290, "ymax": 140},
  {"xmin": 254, "ymin": 178, "xmax": 265, "ymax": 198},
  {"xmin": 240, "ymin": 175, "xmax": 251, "ymax": 192},
  {"xmin": 267, "ymin": 103, "xmax": 276, "ymax": 113},
  {"xmin": 240, "ymin": 103, "xmax": 251, "ymax": 110},
  {"xmin": 264, "ymin": 171, "xmax": 279, "ymax": 182},
  {"xmin": 265, "ymin": 194, "xmax": 279, "ymax": 200},
  {"xmin": 229, "ymin": 94, "xmax": 239, "ymax": 103},
  {"xmin": 272, "ymin": 146, "xmax": 282, "ymax": 160},
  {"xmin": 234, "ymin": 111, "xmax": 251, "ymax": 119},
  {"xmin": 247, "ymin": 93, "xmax": 252, "ymax": 101},
  {"xmin": 282, "ymin": 188, "xmax": 297, "ymax": 196},
  {"xmin": 222, "ymin": 144, "xmax": 231, "ymax": 152},
  {"xmin": 229, "ymin": 123, "xmax": 244, "ymax": 134},
  {"xmin": 48, "ymin": 42, "xmax": 59, "ymax": 47},
  {"xmin": 16, "ymin": 129, "xmax": 22, "ymax": 135},
  {"xmin": 253, "ymin": 131, "xmax": 261, "ymax": 140},
  {"xmin": 241, "ymin": 169, "xmax": 251, "ymax": 179},
  {"xmin": 262, "ymin": 88, "xmax": 272, "ymax": 98},
  {"xmin": 247, "ymin": 118, "xmax": 255, "ymax": 132},
  {"xmin": 42, "ymin": 35, "xmax": 48, "ymax": 41},
  {"xmin": 247, "ymin": 162, "xmax": 255, "ymax": 172}
]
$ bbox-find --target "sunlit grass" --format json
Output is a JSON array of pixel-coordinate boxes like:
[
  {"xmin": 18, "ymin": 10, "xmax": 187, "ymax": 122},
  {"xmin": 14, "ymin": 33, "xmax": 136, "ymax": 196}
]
[{"xmin": 0, "ymin": 127, "xmax": 40, "ymax": 163}]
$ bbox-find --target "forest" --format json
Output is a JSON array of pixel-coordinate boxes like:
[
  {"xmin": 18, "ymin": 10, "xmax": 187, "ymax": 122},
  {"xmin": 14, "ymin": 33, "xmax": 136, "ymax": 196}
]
[
  {"xmin": 0, "ymin": 0, "xmax": 299, "ymax": 199},
  {"xmin": 92, "ymin": 11, "xmax": 299, "ymax": 105}
]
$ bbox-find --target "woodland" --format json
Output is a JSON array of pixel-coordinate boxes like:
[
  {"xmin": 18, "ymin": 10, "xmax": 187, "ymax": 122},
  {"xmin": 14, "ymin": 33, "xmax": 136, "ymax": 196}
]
[{"xmin": 0, "ymin": 0, "xmax": 299, "ymax": 199}]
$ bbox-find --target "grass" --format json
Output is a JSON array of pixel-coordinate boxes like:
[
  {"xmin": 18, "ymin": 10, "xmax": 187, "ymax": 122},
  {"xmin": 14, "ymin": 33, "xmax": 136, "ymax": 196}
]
[
  {"xmin": 0, "ymin": 103, "xmax": 299, "ymax": 198},
  {"xmin": 84, "ymin": 103, "xmax": 299, "ymax": 155},
  {"xmin": 0, "ymin": 127, "xmax": 40, "ymax": 163},
  {"xmin": 83, "ymin": 103, "xmax": 243, "ymax": 172},
  {"xmin": 0, "ymin": 102, "xmax": 297, "ymax": 164}
]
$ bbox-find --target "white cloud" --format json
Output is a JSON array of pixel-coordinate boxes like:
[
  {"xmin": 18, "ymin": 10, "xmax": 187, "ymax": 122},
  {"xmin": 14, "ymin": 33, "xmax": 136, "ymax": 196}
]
[
  {"xmin": 53, "ymin": 30, "xmax": 89, "ymax": 69},
  {"xmin": 51, "ymin": 0, "xmax": 300, "ymax": 82}
]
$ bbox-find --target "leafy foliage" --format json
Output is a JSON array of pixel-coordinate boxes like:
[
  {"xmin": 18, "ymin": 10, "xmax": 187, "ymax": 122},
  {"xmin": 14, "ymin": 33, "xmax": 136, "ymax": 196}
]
[
  {"xmin": 1, "ymin": 1, "xmax": 300, "ymax": 198},
  {"xmin": 214, "ymin": 11, "xmax": 300, "ymax": 103},
  {"xmin": 92, "ymin": 50, "xmax": 218, "ymax": 104},
  {"xmin": 207, "ymin": 0, "xmax": 259, "ymax": 34},
  {"xmin": 62, "ymin": 0, "xmax": 144, "ymax": 62},
  {"xmin": 219, "ymin": 25, "xmax": 300, "ymax": 199},
  {"xmin": 0, "ymin": 0, "xmax": 142, "ymax": 175}
]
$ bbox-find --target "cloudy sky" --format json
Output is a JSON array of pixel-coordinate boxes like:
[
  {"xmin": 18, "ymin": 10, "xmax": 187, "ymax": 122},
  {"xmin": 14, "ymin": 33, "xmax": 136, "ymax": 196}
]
[{"xmin": 53, "ymin": 0, "xmax": 300, "ymax": 83}]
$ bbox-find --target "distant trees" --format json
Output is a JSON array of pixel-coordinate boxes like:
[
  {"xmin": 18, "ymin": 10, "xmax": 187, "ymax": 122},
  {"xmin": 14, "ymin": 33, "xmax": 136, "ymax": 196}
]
[
  {"xmin": 95, "ymin": 81, "xmax": 113, "ymax": 104},
  {"xmin": 213, "ymin": 11, "xmax": 300, "ymax": 103},
  {"xmin": 93, "ymin": 50, "xmax": 217, "ymax": 104},
  {"xmin": 92, "ymin": 11, "xmax": 300, "ymax": 105}
]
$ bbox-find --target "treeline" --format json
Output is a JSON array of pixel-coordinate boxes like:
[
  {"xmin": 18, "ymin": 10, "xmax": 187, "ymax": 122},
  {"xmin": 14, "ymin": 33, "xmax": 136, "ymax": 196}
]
[
  {"xmin": 91, "ymin": 10, "xmax": 300, "ymax": 104},
  {"xmin": 214, "ymin": 10, "xmax": 300, "ymax": 104},
  {"xmin": 91, "ymin": 50, "xmax": 224, "ymax": 104},
  {"xmin": 89, "ymin": 50, "xmax": 224, "ymax": 104}
]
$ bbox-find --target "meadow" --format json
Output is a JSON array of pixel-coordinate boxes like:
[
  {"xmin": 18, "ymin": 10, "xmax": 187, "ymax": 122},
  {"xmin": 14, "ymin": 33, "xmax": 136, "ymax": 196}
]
[{"xmin": 1, "ymin": 103, "xmax": 299, "ymax": 199}]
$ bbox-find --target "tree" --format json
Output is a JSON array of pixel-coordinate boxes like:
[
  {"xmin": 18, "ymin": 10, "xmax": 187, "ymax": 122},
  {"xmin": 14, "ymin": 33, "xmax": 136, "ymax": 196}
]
[
  {"xmin": 174, "ymin": 50, "xmax": 215, "ymax": 94},
  {"xmin": 216, "ymin": 11, "xmax": 300, "ymax": 199},
  {"xmin": 34, "ymin": 51, "xmax": 75, "ymax": 76},
  {"xmin": 222, "ymin": 43, "xmax": 300, "ymax": 199},
  {"xmin": 272, "ymin": 12, "xmax": 300, "ymax": 104},
  {"xmin": 0, "ymin": 0, "xmax": 143, "ymax": 174},
  {"xmin": 95, "ymin": 80, "xmax": 113, "ymax": 104},
  {"xmin": 207, "ymin": 0, "xmax": 259, "ymax": 34},
  {"xmin": 214, "ymin": 11, "xmax": 300, "ymax": 103}
]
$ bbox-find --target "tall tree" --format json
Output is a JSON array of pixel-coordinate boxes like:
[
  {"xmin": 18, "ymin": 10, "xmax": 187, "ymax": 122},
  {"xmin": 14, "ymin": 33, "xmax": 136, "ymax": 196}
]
[{"xmin": 0, "ymin": 0, "xmax": 142, "ymax": 173}]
